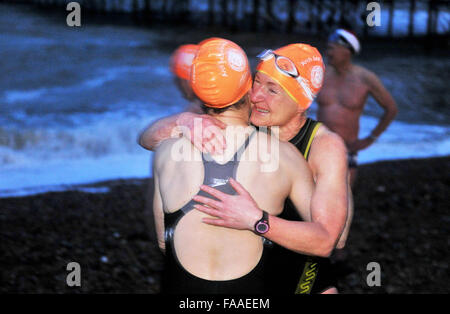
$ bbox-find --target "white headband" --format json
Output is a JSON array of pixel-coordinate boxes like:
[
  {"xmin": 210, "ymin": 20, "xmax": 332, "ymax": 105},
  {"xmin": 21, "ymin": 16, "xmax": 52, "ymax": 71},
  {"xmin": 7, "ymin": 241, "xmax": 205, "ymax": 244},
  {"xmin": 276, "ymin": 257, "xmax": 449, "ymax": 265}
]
[{"xmin": 335, "ymin": 29, "xmax": 361, "ymax": 54}]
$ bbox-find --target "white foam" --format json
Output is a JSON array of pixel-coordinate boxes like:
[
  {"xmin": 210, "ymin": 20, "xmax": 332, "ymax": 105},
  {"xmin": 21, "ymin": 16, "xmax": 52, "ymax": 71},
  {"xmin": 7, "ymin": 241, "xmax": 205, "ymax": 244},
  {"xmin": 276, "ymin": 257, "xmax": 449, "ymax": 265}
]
[
  {"xmin": 348, "ymin": 116, "xmax": 450, "ymax": 163},
  {"xmin": 0, "ymin": 153, "xmax": 152, "ymax": 198},
  {"xmin": 3, "ymin": 65, "xmax": 156, "ymax": 105},
  {"xmin": 1, "ymin": 115, "xmax": 448, "ymax": 198},
  {"xmin": 0, "ymin": 185, "xmax": 111, "ymax": 198}
]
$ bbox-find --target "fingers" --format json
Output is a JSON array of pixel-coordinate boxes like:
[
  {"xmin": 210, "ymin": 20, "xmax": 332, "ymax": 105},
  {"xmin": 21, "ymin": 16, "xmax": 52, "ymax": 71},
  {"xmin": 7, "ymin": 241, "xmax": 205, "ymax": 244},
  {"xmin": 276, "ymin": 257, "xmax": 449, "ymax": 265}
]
[
  {"xmin": 201, "ymin": 218, "xmax": 227, "ymax": 227},
  {"xmin": 183, "ymin": 116, "xmax": 227, "ymax": 154},
  {"xmin": 194, "ymin": 204, "xmax": 222, "ymax": 218},
  {"xmin": 185, "ymin": 115, "xmax": 227, "ymax": 154},
  {"xmin": 194, "ymin": 205, "xmax": 228, "ymax": 227},
  {"xmin": 203, "ymin": 126, "xmax": 226, "ymax": 154},
  {"xmin": 203, "ymin": 126, "xmax": 215, "ymax": 141},
  {"xmin": 193, "ymin": 194, "xmax": 224, "ymax": 209},
  {"xmin": 228, "ymin": 177, "xmax": 250, "ymax": 196},
  {"xmin": 192, "ymin": 134, "xmax": 204, "ymax": 152},
  {"xmin": 199, "ymin": 185, "xmax": 227, "ymax": 201},
  {"xmin": 203, "ymin": 141, "xmax": 215, "ymax": 154}
]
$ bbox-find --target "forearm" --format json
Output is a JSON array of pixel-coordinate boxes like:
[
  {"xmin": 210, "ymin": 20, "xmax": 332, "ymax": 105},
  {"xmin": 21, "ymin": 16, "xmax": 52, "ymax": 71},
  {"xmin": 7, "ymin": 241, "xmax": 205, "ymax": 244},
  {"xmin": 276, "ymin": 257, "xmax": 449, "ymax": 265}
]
[
  {"xmin": 264, "ymin": 215, "xmax": 335, "ymax": 257},
  {"xmin": 370, "ymin": 105, "xmax": 398, "ymax": 138},
  {"xmin": 138, "ymin": 113, "xmax": 185, "ymax": 151}
]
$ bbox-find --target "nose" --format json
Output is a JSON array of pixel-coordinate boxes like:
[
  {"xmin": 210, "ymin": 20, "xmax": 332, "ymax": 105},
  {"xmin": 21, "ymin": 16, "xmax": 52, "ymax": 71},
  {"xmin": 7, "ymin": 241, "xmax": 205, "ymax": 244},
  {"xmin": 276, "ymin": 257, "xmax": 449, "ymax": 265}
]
[{"xmin": 250, "ymin": 82, "xmax": 265, "ymax": 104}]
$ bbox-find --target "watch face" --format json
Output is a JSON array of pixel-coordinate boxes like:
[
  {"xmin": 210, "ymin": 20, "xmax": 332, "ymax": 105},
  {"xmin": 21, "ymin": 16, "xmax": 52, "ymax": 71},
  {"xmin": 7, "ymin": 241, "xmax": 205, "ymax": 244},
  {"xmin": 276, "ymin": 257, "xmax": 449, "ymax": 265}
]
[{"xmin": 256, "ymin": 222, "xmax": 269, "ymax": 234}]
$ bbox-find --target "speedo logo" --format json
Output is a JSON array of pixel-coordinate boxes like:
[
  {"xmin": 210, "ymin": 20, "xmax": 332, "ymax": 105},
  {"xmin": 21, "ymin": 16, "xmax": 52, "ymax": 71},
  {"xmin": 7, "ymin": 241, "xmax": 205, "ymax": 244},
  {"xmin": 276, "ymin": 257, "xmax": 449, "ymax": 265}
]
[{"xmin": 295, "ymin": 261, "xmax": 318, "ymax": 294}]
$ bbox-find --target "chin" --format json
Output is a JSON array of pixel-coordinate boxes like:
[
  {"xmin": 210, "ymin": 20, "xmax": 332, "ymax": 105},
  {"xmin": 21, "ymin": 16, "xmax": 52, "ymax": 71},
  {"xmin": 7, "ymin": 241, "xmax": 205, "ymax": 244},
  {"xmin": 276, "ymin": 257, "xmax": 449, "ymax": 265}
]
[{"xmin": 250, "ymin": 113, "xmax": 270, "ymax": 127}]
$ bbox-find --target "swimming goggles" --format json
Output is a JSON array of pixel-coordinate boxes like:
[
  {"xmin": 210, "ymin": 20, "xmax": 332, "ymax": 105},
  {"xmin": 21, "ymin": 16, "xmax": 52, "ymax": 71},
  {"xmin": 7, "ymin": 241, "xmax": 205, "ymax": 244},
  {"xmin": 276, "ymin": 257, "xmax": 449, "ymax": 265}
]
[
  {"xmin": 257, "ymin": 49, "xmax": 315, "ymax": 100},
  {"xmin": 257, "ymin": 49, "xmax": 302, "ymax": 79}
]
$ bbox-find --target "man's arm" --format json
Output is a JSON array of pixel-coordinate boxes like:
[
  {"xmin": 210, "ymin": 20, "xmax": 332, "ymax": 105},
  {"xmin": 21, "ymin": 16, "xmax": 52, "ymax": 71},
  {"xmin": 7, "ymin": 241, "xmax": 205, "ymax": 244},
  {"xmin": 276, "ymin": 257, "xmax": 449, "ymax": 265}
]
[
  {"xmin": 365, "ymin": 70, "xmax": 398, "ymax": 139},
  {"xmin": 349, "ymin": 70, "xmax": 398, "ymax": 153}
]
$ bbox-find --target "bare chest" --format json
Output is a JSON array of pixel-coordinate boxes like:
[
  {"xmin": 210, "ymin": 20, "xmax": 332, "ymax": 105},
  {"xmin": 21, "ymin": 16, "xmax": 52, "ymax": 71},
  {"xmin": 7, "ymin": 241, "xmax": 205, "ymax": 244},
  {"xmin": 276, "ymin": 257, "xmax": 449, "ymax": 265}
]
[{"xmin": 318, "ymin": 73, "xmax": 369, "ymax": 111}]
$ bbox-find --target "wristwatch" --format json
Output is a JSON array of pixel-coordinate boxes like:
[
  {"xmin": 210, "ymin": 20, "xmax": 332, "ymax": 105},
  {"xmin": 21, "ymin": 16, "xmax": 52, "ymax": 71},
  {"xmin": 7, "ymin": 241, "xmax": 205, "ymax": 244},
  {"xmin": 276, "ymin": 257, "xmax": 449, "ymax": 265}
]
[{"xmin": 254, "ymin": 210, "xmax": 270, "ymax": 235}]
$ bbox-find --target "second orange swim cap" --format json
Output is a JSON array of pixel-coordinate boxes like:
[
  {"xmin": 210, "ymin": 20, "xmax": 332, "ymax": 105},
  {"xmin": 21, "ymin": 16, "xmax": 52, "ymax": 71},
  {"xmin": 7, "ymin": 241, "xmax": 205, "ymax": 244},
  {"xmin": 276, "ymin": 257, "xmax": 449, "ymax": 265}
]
[
  {"xmin": 170, "ymin": 44, "xmax": 199, "ymax": 80},
  {"xmin": 190, "ymin": 38, "xmax": 252, "ymax": 109}
]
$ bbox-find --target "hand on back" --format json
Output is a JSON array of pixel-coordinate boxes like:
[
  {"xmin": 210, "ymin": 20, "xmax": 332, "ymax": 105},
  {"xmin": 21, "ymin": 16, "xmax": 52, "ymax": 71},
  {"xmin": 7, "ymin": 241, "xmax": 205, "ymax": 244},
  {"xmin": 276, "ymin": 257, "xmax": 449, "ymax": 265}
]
[{"xmin": 176, "ymin": 112, "xmax": 228, "ymax": 155}]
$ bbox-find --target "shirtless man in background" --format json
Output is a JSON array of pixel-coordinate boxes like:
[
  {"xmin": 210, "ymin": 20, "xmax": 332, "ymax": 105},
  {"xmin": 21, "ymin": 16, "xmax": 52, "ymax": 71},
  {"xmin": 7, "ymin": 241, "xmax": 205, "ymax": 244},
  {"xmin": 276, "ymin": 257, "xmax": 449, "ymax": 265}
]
[
  {"xmin": 317, "ymin": 29, "xmax": 398, "ymax": 186},
  {"xmin": 153, "ymin": 38, "xmax": 315, "ymax": 294}
]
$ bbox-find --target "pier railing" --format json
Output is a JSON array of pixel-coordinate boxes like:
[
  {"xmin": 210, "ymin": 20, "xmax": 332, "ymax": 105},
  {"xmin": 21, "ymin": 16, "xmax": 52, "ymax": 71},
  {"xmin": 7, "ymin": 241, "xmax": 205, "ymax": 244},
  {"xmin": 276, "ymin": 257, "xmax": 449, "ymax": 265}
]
[{"xmin": 2, "ymin": 0, "xmax": 449, "ymax": 38}]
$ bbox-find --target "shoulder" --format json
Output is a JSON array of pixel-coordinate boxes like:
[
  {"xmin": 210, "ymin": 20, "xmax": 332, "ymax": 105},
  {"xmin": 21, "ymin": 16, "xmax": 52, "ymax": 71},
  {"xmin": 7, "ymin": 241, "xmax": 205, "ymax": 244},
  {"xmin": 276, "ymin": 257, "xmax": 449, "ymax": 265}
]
[
  {"xmin": 282, "ymin": 140, "xmax": 307, "ymax": 162},
  {"xmin": 153, "ymin": 137, "xmax": 193, "ymax": 169},
  {"xmin": 314, "ymin": 125, "xmax": 347, "ymax": 151},
  {"xmin": 309, "ymin": 125, "xmax": 348, "ymax": 174},
  {"xmin": 254, "ymin": 129, "xmax": 294, "ymax": 158},
  {"xmin": 354, "ymin": 65, "xmax": 381, "ymax": 86},
  {"xmin": 254, "ymin": 130, "xmax": 309, "ymax": 172},
  {"xmin": 279, "ymin": 139, "xmax": 311, "ymax": 175}
]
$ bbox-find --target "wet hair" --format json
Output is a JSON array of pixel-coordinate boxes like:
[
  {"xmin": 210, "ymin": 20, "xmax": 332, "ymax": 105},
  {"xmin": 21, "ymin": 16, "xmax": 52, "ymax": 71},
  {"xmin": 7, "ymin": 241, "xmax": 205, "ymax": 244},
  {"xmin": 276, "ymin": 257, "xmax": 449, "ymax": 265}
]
[{"xmin": 201, "ymin": 95, "xmax": 248, "ymax": 115}]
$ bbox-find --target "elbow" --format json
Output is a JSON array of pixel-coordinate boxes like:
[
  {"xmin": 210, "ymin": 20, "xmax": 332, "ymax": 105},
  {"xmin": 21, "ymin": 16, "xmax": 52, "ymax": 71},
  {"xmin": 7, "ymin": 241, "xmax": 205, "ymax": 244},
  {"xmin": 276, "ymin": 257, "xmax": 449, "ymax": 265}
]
[
  {"xmin": 137, "ymin": 133, "xmax": 156, "ymax": 151},
  {"xmin": 137, "ymin": 134, "xmax": 145, "ymax": 149},
  {"xmin": 137, "ymin": 131, "xmax": 148, "ymax": 149},
  {"xmin": 388, "ymin": 104, "xmax": 399, "ymax": 120},
  {"xmin": 315, "ymin": 240, "xmax": 334, "ymax": 258},
  {"xmin": 392, "ymin": 107, "xmax": 399, "ymax": 119},
  {"xmin": 293, "ymin": 233, "xmax": 335, "ymax": 258},
  {"xmin": 313, "ymin": 228, "xmax": 337, "ymax": 257},
  {"xmin": 158, "ymin": 240, "xmax": 166, "ymax": 255}
]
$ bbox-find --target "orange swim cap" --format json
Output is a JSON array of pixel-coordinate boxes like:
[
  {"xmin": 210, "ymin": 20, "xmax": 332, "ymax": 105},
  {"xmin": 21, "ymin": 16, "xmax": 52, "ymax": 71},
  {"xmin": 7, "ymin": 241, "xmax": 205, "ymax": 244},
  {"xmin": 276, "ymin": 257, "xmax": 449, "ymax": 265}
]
[
  {"xmin": 170, "ymin": 44, "xmax": 199, "ymax": 80},
  {"xmin": 190, "ymin": 38, "xmax": 252, "ymax": 109},
  {"xmin": 256, "ymin": 44, "xmax": 325, "ymax": 109}
]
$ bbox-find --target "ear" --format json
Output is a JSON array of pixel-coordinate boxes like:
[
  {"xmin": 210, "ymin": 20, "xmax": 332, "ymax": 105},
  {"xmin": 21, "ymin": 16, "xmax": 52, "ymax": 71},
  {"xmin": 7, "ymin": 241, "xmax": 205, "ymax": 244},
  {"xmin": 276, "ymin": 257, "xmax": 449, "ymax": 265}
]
[{"xmin": 344, "ymin": 48, "xmax": 353, "ymax": 58}]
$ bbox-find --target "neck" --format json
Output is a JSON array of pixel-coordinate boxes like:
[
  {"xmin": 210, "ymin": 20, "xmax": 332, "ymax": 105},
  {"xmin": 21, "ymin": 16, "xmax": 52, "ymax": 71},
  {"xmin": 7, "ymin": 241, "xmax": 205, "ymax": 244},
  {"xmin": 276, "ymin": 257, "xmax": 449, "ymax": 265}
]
[
  {"xmin": 208, "ymin": 109, "xmax": 253, "ymax": 159},
  {"xmin": 211, "ymin": 110, "xmax": 250, "ymax": 127},
  {"xmin": 279, "ymin": 113, "xmax": 307, "ymax": 141}
]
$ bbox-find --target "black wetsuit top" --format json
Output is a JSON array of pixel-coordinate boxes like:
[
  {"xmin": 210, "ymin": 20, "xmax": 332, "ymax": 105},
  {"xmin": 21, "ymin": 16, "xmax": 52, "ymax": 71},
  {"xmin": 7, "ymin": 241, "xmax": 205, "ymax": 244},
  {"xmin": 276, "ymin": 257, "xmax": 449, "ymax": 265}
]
[
  {"xmin": 161, "ymin": 130, "xmax": 271, "ymax": 294},
  {"xmin": 265, "ymin": 118, "xmax": 337, "ymax": 294}
]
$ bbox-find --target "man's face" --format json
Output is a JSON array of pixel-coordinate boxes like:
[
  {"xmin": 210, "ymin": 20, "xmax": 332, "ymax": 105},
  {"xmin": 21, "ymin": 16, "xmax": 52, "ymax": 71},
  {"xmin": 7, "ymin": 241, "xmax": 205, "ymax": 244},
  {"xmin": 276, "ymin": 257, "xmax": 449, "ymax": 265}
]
[
  {"xmin": 326, "ymin": 43, "xmax": 351, "ymax": 67},
  {"xmin": 249, "ymin": 72, "xmax": 300, "ymax": 127}
]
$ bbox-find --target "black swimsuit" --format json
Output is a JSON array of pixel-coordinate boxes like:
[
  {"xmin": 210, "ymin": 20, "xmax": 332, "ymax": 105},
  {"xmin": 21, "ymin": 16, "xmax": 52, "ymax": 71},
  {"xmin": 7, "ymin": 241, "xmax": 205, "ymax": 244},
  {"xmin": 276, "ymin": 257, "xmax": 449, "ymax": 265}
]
[
  {"xmin": 161, "ymin": 130, "xmax": 271, "ymax": 294},
  {"xmin": 265, "ymin": 118, "xmax": 338, "ymax": 294}
]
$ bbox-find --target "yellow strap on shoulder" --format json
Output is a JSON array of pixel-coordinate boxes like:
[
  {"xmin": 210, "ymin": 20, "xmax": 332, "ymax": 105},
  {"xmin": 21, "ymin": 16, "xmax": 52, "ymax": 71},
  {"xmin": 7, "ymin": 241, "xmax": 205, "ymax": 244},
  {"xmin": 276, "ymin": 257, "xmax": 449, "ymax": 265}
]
[{"xmin": 303, "ymin": 122, "xmax": 321, "ymax": 159}]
